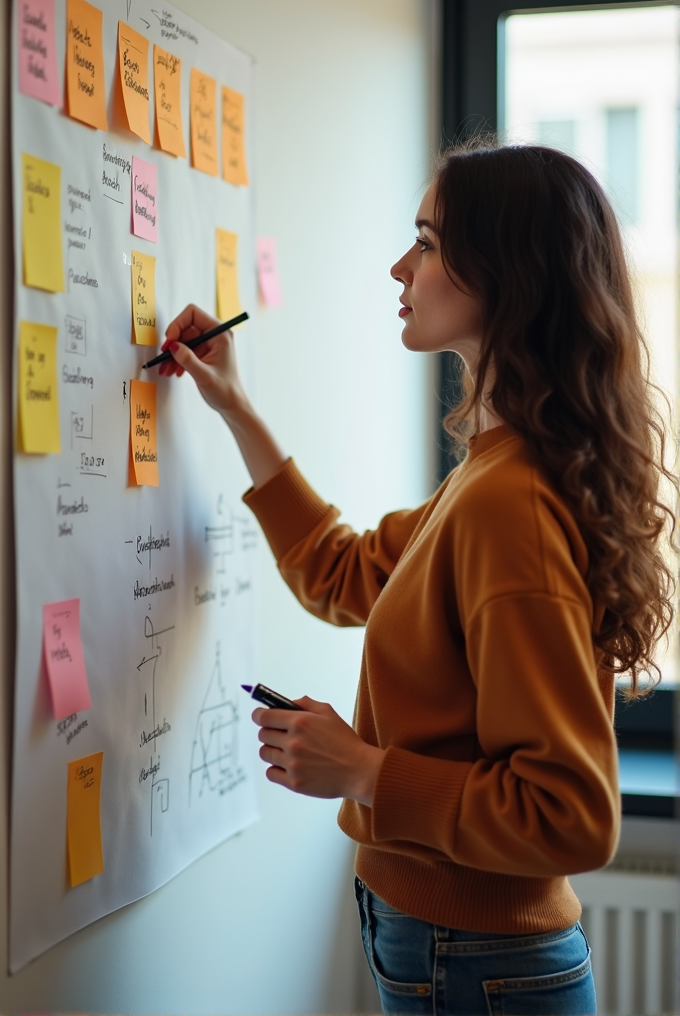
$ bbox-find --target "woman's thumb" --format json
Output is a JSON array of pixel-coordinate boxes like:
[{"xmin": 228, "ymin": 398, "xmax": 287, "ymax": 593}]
[{"xmin": 169, "ymin": 341, "xmax": 212, "ymax": 384}]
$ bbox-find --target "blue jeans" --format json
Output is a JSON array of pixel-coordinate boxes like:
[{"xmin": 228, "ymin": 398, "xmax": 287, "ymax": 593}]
[{"xmin": 355, "ymin": 877, "xmax": 596, "ymax": 1015}]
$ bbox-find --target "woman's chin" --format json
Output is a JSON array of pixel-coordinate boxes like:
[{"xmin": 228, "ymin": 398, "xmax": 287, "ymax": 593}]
[{"xmin": 400, "ymin": 324, "xmax": 423, "ymax": 352}]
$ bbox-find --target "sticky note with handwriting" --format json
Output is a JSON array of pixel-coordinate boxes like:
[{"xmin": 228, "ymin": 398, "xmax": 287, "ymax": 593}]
[
  {"xmin": 129, "ymin": 379, "xmax": 158, "ymax": 486},
  {"xmin": 131, "ymin": 250, "xmax": 157, "ymax": 345},
  {"xmin": 153, "ymin": 45, "xmax": 185, "ymax": 157},
  {"xmin": 131, "ymin": 157, "xmax": 158, "ymax": 242},
  {"xmin": 22, "ymin": 152, "xmax": 64, "ymax": 293},
  {"xmin": 65, "ymin": 0, "xmax": 108, "ymax": 131},
  {"xmin": 117, "ymin": 22, "xmax": 151, "ymax": 144},
  {"xmin": 216, "ymin": 229, "xmax": 242, "ymax": 321},
  {"xmin": 17, "ymin": 321, "xmax": 60, "ymax": 454},
  {"xmin": 221, "ymin": 86, "xmax": 248, "ymax": 186},
  {"xmin": 67, "ymin": 752, "xmax": 104, "ymax": 887},
  {"xmin": 18, "ymin": 0, "xmax": 61, "ymax": 106},
  {"xmin": 257, "ymin": 237, "xmax": 284, "ymax": 307},
  {"xmin": 43, "ymin": 598, "xmax": 91, "ymax": 719},
  {"xmin": 190, "ymin": 68, "xmax": 218, "ymax": 176}
]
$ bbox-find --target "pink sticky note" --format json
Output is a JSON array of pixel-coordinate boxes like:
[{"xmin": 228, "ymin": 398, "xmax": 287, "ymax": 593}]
[
  {"xmin": 131, "ymin": 157, "xmax": 158, "ymax": 243},
  {"xmin": 256, "ymin": 237, "xmax": 284, "ymax": 307},
  {"xmin": 42, "ymin": 598, "xmax": 92, "ymax": 720},
  {"xmin": 18, "ymin": 0, "xmax": 61, "ymax": 106}
]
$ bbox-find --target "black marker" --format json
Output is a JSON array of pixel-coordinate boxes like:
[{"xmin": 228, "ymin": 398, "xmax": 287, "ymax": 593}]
[
  {"xmin": 142, "ymin": 311, "xmax": 249, "ymax": 369},
  {"xmin": 241, "ymin": 683, "xmax": 303, "ymax": 711}
]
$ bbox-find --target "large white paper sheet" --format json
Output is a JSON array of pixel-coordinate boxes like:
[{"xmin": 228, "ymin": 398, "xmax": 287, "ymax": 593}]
[{"xmin": 10, "ymin": 0, "xmax": 259, "ymax": 971}]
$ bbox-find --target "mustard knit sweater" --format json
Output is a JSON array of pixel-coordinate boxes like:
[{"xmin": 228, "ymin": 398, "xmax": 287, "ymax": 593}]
[{"xmin": 243, "ymin": 424, "xmax": 620, "ymax": 934}]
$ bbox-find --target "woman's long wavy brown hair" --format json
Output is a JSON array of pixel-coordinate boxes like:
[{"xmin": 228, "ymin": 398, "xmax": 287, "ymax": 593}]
[{"xmin": 435, "ymin": 139, "xmax": 677, "ymax": 695}]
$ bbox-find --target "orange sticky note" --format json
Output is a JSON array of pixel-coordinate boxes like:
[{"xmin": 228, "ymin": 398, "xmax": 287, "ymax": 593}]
[
  {"xmin": 216, "ymin": 229, "xmax": 243, "ymax": 320},
  {"xmin": 131, "ymin": 250, "xmax": 157, "ymax": 345},
  {"xmin": 129, "ymin": 379, "xmax": 158, "ymax": 486},
  {"xmin": 153, "ymin": 45, "xmax": 185, "ymax": 157},
  {"xmin": 65, "ymin": 0, "xmax": 108, "ymax": 131},
  {"xmin": 22, "ymin": 153, "xmax": 64, "ymax": 293},
  {"xmin": 117, "ymin": 22, "xmax": 151, "ymax": 144},
  {"xmin": 221, "ymin": 86, "xmax": 248, "ymax": 186},
  {"xmin": 190, "ymin": 68, "xmax": 218, "ymax": 176},
  {"xmin": 17, "ymin": 321, "xmax": 61, "ymax": 454},
  {"xmin": 67, "ymin": 751, "xmax": 104, "ymax": 887}
]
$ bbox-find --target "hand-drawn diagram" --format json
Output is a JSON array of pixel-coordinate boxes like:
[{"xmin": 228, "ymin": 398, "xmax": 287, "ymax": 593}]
[
  {"xmin": 64, "ymin": 314, "xmax": 86, "ymax": 355},
  {"xmin": 70, "ymin": 405, "xmax": 93, "ymax": 450},
  {"xmin": 137, "ymin": 614, "xmax": 175, "ymax": 835},
  {"xmin": 207, "ymin": 495, "xmax": 257, "ymax": 580},
  {"xmin": 206, "ymin": 493, "xmax": 234, "ymax": 576},
  {"xmin": 189, "ymin": 642, "xmax": 245, "ymax": 803}
]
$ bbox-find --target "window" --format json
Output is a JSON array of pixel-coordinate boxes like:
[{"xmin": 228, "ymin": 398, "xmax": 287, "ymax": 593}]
[
  {"xmin": 536, "ymin": 118, "xmax": 576, "ymax": 155},
  {"xmin": 441, "ymin": 1, "xmax": 678, "ymax": 815},
  {"xmin": 605, "ymin": 107, "xmax": 640, "ymax": 225},
  {"xmin": 504, "ymin": 5, "xmax": 678, "ymax": 688}
]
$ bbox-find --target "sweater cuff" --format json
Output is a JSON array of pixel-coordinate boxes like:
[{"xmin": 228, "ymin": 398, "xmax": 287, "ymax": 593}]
[
  {"xmin": 372, "ymin": 746, "xmax": 473, "ymax": 857},
  {"xmin": 243, "ymin": 458, "xmax": 335, "ymax": 562}
]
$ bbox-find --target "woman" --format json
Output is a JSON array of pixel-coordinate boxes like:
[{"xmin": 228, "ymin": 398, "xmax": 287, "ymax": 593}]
[{"xmin": 160, "ymin": 140, "xmax": 675, "ymax": 1015}]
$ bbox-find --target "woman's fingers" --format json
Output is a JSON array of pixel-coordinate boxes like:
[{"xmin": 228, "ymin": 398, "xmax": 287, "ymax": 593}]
[
  {"xmin": 293, "ymin": 696, "xmax": 334, "ymax": 716},
  {"xmin": 169, "ymin": 340, "xmax": 216, "ymax": 387},
  {"xmin": 165, "ymin": 304, "xmax": 219, "ymax": 344},
  {"xmin": 161, "ymin": 324, "xmax": 201, "ymax": 352}
]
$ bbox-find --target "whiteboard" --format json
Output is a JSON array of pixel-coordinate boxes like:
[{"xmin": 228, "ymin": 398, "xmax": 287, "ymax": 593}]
[{"xmin": 10, "ymin": 0, "xmax": 259, "ymax": 972}]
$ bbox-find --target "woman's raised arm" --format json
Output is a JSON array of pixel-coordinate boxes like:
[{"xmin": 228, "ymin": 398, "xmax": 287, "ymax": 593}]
[{"xmin": 160, "ymin": 303, "xmax": 287, "ymax": 489}]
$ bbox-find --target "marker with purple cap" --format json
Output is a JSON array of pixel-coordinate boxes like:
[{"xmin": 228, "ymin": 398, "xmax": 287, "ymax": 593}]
[{"xmin": 241, "ymin": 683, "xmax": 303, "ymax": 711}]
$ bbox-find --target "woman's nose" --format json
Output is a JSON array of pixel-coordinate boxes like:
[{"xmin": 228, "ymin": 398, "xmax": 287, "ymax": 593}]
[{"xmin": 391, "ymin": 253, "xmax": 412, "ymax": 284}]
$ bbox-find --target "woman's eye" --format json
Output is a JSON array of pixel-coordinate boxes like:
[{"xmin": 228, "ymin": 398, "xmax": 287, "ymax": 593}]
[{"xmin": 416, "ymin": 235, "xmax": 431, "ymax": 252}]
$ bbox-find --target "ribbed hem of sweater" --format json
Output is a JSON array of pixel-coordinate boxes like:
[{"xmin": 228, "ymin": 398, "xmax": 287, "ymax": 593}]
[
  {"xmin": 243, "ymin": 458, "xmax": 334, "ymax": 561},
  {"xmin": 354, "ymin": 847, "xmax": 582, "ymax": 934},
  {"xmin": 371, "ymin": 746, "xmax": 471, "ymax": 851}
]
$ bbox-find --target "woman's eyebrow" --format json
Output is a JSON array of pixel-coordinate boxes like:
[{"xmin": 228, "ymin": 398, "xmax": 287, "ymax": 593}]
[{"xmin": 415, "ymin": 218, "xmax": 436, "ymax": 231}]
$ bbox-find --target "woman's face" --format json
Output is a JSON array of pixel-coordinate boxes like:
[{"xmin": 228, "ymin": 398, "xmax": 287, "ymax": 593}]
[{"xmin": 391, "ymin": 183, "xmax": 483, "ymax": 369}]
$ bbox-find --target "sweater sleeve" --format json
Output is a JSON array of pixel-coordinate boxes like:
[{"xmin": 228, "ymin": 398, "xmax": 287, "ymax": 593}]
[
  {"xmin": 243, "ymin": 458, "xmax": 434, "ymax": 626},
  {"xmin": 371, "ymin": 592, "xmax": 620, "ymax": 875}
]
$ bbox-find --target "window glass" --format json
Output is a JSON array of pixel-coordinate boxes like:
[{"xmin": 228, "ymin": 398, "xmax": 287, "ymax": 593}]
[{"xmin": 504, "ymin": 6, "xmax": 679, "ymax": 684}]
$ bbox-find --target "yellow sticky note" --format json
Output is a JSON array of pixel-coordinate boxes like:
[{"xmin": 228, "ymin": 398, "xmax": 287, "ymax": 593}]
[
  {"xmin": 153, "ymin": 45, "xmax": 185, "ymax": 157},
  {"xmin": 129, "ymin": 379, "xmax": 158, "ymax": 486},
  {"xmin": 216, "ymin": 229, "xmax": 243, "ymax": 320},
  {"xmin": 117, "ymin": 22, "xmax": 151, "ymax": 144},
  {"xmin": 131, "ymin": 251, "xmax": 157, "ymax": 345},
  {"xmin": 65, "ymin": 0, "xmax": 108, "ymax": 131},
  {"xmin": 22, "ymin": 153, "xmax": 64, "ymax": 293},
  {"xmin": 190, "ymin": 68, "xmax": 218, "ymax": 176},
  {"xmin": 67, "ymin": 751, "xmax": 104, "ymax": 888},
  {"xmin": 221, "ymin": 86, "xmax": 248, "ymax": 186},
  {"xmin": 17, "ymin": 321, "xmax": 60, "ymax": 454}
]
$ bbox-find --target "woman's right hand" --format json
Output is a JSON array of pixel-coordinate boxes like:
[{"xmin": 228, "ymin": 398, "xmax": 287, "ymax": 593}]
[
  {"xmin": 160, "ymin": 303, "xmax": 287, "ymax": 488},
  {"xmin": 159, "ymin": 303, "xmax": 248, "ymax": 419}
]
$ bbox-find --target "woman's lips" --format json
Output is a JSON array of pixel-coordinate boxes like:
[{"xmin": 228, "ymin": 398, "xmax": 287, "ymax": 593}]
[{"xmin": 398, "ymin": 306, "xmax": 412, "ymax": 318}]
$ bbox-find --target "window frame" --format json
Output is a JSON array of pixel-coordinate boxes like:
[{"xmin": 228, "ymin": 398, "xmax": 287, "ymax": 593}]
[{"xmin": 439, "ymin": 0, "xmax": 678, "ymax": 817}]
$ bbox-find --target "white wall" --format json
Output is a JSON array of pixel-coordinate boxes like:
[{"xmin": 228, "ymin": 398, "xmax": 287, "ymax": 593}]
[{"xmin": 0, "ymin": 1, "xmax": 437, "ymax": 1012}]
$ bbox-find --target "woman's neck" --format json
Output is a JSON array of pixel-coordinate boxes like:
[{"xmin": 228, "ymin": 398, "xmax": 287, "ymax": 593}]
[{"xmin": 479, "ymin": 401, "xmax": 505, "ymax": 434}]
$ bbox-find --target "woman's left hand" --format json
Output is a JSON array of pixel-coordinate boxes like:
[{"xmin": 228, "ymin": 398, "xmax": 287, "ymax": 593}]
[{"xmin": 253, "ymin": 696, "xmax": 385, "ymax": 806}]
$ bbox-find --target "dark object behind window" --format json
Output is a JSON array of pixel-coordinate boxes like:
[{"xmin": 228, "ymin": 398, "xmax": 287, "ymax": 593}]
[{"xmin": 615, "ymin": 687, "xmax": 675, "ymax": 752}]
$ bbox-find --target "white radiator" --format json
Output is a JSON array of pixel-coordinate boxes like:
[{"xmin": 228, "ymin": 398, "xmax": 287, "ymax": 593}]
[{"xmin": 570, "ymin": 864, "xmax": 679, "ymax": 1015}]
